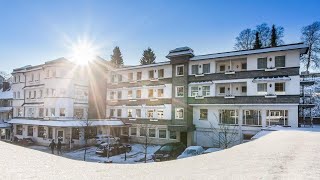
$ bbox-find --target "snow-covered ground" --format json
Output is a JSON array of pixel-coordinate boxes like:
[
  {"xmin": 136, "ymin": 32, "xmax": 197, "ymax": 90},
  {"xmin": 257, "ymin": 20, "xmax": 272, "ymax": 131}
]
[
  {"xmin": 1, "ymin": 129, "xmax": 320, "ymax": 179},
  {"xmin": 29, "ymin": 144, "xmax": 161, "ymax": 164}
]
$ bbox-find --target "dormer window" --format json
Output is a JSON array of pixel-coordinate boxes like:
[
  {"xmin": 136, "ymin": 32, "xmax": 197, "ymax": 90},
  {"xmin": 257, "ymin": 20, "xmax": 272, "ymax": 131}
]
[
  {"xmin": 191, "ymin": 65, "xmax": 199, "ymax": 75},
  {"xmin": 219, "ymin": 65, "xmax": 225, "ymax": 72},
  {"xmin": 158, "ymin": 69, "xmax": 164, "ymax": 79},
  {"xmin": 203, "ymin": 63, "xmax": 210, "ymax": 74},
  {"xmin": 275, "ymin": 56, "xmax": 286, "ymax": 67},
  {"xmin": 257, "ymin": 57, "xmax": 268, "ymax": 69},
  {"xmin": 149, "ymin": 70, "xmax": 154, "ymax": 79},
  {"xmin": 176, "ymin": 65, "xmax": 184, "ymax": 76}
]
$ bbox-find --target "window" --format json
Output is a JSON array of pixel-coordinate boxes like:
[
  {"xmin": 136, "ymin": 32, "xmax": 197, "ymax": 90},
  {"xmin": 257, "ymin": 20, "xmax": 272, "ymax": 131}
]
[
  {"xmin": 127, "ymin": 109, "xmax": 133, "ymax": 118},
  {"xmin": 137, "ymin": 72, "xmax": 142, "ymax": 81},
  {"xmin": 219, "ymin": 87, "xmax": 225, "ymax": 94},
  {"xmin": 72, "ymin": 128, "xmax": 80, "ymax": 139},
  {"xmin": 50, "ymin": 108, "xmax": 55, "ymax": 117},
  {"xmin": 110, "ymin": 91, "xmax": 115, "ymax": 100},
  {"xmin": 149, "ymin": 70, "xmax": 154, "ymax": 79},
  {"xmin": 243, "ymin": 110, "xmax": 261, "ymax": 126},
  {"xmin": 147, "ymin": 109, "xmax": 154, "ymax": 118},
  {"xmin": 85, "ymin": 127, "xmax": 97, "ymax": 139},
  {"xmin": 176, "ymin": 86, "xmax": 184, "ymax": 97},
  {"xmin": 140, "ymin": 128, "xmax": 147, "ymax": 137},
  {"xmin": 17, "ymin": 92, "xmax": 20, "ymax": 99},
  {"xmin": 175, "ymin": 108, "xmax": 184, "ymax": 119},
  {"xmin": 157, "ymin": 89, "xmax": 164, "ymax": 97},
  {"xmin": 39, "ymin": 108, "xmax": 44, "ymax": 117},
  {"xmin": 203, "ymin": 63, "xmax": 210, "ymax": 74},
  {"xmin": 136, "ymin": 109, "xmax": 141, "ymax": 118},
  {"xmin": 13, "ymin": 92, "xmax": 16, "ymax": 99},
  {"xmin": 157, "ymin": 109, "xmax": 164, "ymax": 119},
  {"xmin": 117, "ymin": 91, "xmax": 122, "ymax": 99},
  {"xmin": 117, "ymin": 109, "xmax": 122, "ymax": 117},
  {"xmin": 33, "ymin": 91, "xmax": 36, "ymax": 98},
  {"xmin": 28, "ymin": 126, "xmax": 33, "ymax": 136},
  {"xmin": 122, "ymin": 127, "xmax": 128, "ymax": 135},
  {"xmin": 275, "ymin": 82, "xmax": 285, "ymax": 92},
  {"xmin": 128, "ymin": 90, "xmax": 133, "ymax": 99},
  {"xmin": 275, "ymin": 56, "xmax": 285, "ymax": 67},
  {"xmin": 38, "ymin": 126, "xmax": 45, "ymax": 138},
  {"xmin": 176, "ymin": 65, "xmax": 184, "ymax": 76},
  {"xmin": 28, "ymin": 91, "xmax": 31, "ymax": 98},
  {"xmin": 219, "ymin": 110, "xmax": 238, "ymax": 124},
  {"xmin": 158, "ymin": 69, "xmax": 164, "ymax": 78},
  {"xmin": 52, "ymin": 89, "xmax": 56, "ymax": 96},
  {"xmin": 219, "ymin": 65, "xmax": 225, "ymax": 72},
  {"xmin": 257, "ymin": 83, "xmax": 267, "ymax": 92},
  {"xmin": 110, "ymin": 109, "xmax": 115, "ymax": 117},
  {"xmin": 169, "ymin": 131, "xmax": 177, "ymax": 139},
  {"xmin": 39, "ymin": 90, "xmax": 42, "ymax": 98},
  {"xmin": 149, "ymin": 129, "xmax": 156, "ymax": 138},
  {"xmin": 74, "ymin": 108, "xmax": 84, "ymax": 119},
  {"xmin": 191, "ymin": 86, "xmax": 198, "ymax": 97},
  {"xmin": 45, "ymin": 108, "xmax": 49, "ymax": 117},
  {"xmin": 200, "ymin": 109, "xmax": 208, "ymax": 120},
  {"xmin": 128, "ymin": 73, "xmax": 133, "ymax": 81},
  {"xmin": 191, "ymin": 65, "xmax": 199, "ymax": 75},
  {"xmin": 52, "ymin": 70, "xmax": 56, "ymax": 77},
  {"xmin": 159, "ymin": 129, "xmax": 167, "ymax": 139},
  {"xmin": 257, "ymin": 57, "xmax": 268, "ymax": 69},
  {"xmin": 111, "ymin": 74, "xmax": 116, "ymax": 83},
  {"xmin": 148, "ymin": 89, "xmax": 154, "ymax": 98},
  {"xmin": 202, "ymin": 86, "xmax": 210, "ymax": 96},
  {"xmin": 28, "ymin": 108, "xmax": 35, "ymax": 117},
  {"xmin": 136, "ymin": 90, "xmax": 141, "ymax": 98},
  {"xmin": 130, "ymin": 127, "xmax": 137, "ymax": 136},
  {"xmin": 59, "ymin": 108, "xmax": 66, "ymax": 117},
  {"xmin": 241, "ymin": 86, "xmax": 247, "ymax": 93},
  {"xmin": 48, "ymin": 128, "xmax": 53, "ymax": 139},
  {"xmin": 17, "ymin": 108, "xmax": 23, "ymax": 117},
  {"xmin": 241, "ymin": 63, "xmax": 247, "ymax": 70},
  {"xmin": 16, "ymin": 125, "xmax": 23, "ymax": 135},
  {"xmin": 118, "ymin": 74, "xmax": 122, "ymax": 82},
  {"xmin": 267, "ymin": 110, "xmax": 288, "ymax": 126}
]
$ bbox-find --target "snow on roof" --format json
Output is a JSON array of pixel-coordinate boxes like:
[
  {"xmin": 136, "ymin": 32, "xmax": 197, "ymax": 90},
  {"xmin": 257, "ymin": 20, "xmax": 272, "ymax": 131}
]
[
  {"xmin": 252, "ymin": 75, "xmax": 291, "ymax": 83},
  {"xmin": 251, "ymin": 130, "xmax": 273, "ymax": 140},
  {"xmin": 0, "ymin": 107, "xmax": 12, "ymax": 113},
  {"xmin": 189, "ymin": 81, "xmax": 214, "ymax": 85},
  {"xmin": 190, "ymin": 43, "xmax": 308, "ymax": 61},
  {"xmin": 116, "ymin": 61, "xmax": 170, "ymax": 71},
  {"xmin": 0, "ymin": 89, "xmax": 13, "ymax": 100},
  {"xmin": 0, "ymin": 122, "xmax": 11, "ymax": 128},
  {"xmin": 185, "ymin": 146, "xmax": 204, "ymax": 150},
  {"xmin": 8, "ymin": 119, "xmax": 124, "ymax": 127}
]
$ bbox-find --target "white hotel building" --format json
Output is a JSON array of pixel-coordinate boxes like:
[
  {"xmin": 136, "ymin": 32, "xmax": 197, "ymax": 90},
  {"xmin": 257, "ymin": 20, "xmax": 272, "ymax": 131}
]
[{"xmin": 8, "ymin": 43, "xmax": 308, "ymax": 148}]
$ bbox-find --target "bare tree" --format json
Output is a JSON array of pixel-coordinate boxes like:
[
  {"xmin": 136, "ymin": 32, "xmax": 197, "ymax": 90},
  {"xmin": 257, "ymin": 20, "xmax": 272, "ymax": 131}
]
[
  {"xmin": 301, "ymin": 21, "xmax": 320, "ymax": 72},
  {"xmin": 256, "ymin": 23, "xmax": 271, "ymax": 48},
  {"xmin": 203, "ymin": 111, "xmax": 240, "ymax": 149},
  {"xmin": 234, "ymin": 28, "xmax": 255, "ymax": 50},
  {"xmin": 137, "ymin": 123, "xmax": 156, "ymax": 163},
  {"xmin": 81, "ymin": 119, "xmax": 94, "ymax": 161}
]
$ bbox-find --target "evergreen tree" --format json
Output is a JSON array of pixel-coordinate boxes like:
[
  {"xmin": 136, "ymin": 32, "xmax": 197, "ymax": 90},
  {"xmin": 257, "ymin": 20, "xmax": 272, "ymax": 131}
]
[
  {"xmin": 110, "ymin": 46, "xmax": 124, "ymax": 67},
  {"xmin": 253, "ymin": 32, "xmax": 262, "ymax": 49},
  {"xmin": 140, "ymin": 47, "xmax": 156, "ymax": 65},
  {"xmin": 270, "ymin": 24, "xmax": 277, "ymax": 47}
]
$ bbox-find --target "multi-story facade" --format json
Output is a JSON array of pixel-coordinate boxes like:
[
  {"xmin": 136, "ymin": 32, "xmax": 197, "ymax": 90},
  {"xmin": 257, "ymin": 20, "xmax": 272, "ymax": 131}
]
[
  {"xmin": 8, "ymin": 43, "xmax": 308, "ymax": 148},
  {"xmin": 0, "ymin": 81, "xmax": 12, "ymax": 140},
  {"xmin": 9, "ymin": 58, "xmax": 124, "ymax": 146}
]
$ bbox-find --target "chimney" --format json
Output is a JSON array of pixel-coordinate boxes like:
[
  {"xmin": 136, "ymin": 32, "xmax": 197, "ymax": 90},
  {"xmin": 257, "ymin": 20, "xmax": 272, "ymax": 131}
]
[{"xmin": 2, "ymin": 82, "xmax": 9, "ymax": 91}]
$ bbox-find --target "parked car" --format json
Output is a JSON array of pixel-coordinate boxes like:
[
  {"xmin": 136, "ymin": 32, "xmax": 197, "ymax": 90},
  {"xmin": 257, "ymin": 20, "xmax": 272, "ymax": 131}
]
[
  {"xmin": 202, "ymin": 148, "xmax": 222, "ymax": 154},
  {"xmin": 177, "ymin": 146, "xmax": 205, "ymax": 159},
  {"xmin": 96, "ymin": 143, "xmax": 131, "ymax": 157},
  {"xmin": 19, "ymin": 138, "xmax": 35, "ymax": 146},
  {"xmin": 152, "ymin": 142, "xmax": 186, "ymax": 162},
  {"xmin": 94, "ymin": 135, "xmax": 120, "ymax": 146}
]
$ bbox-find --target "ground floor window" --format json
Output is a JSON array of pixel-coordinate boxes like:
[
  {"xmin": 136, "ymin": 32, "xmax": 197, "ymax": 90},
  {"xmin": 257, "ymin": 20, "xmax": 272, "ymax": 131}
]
[
  {"xmin": 243, "ymin": 110, "xmax": 261, "ymax": 126},
  {"xmin": 219, "ymin": 110, "xmax": 238, "ymax": 124},
  {"xmin": 38, "ymin": 126, "xmax": 45, "ymax": 138},
  {"xmin": 169, "ymin": 131, "xmax": 177, "ymax": 139},
  {"xmin": 200, "ymin": 109, "xmax": 208, "ymax": 120},
  {"xmin": 130, "ymin": 127, "xmax": 137, "ymax": 136},
  {"xmin": 121, "ymin": 127, "xmax": 128, "ymax": 135},
  {"xmin": 159, "ymin": 129, "xmax": 167, "ymax": 139},
  {"xmin": 140, "ymin": 128, "xmax": 147, "ymax": 137},
  {"xmin": 16, "ymin": 125, "xmax": 23, "ymax": 135},
  {"xmin": 267, "ymin": 110, "xmax": 288, "ymax": 126},
  {"xmin": 149, "ymin": 129, "xmax": 156, "ymax": 138},
  {"xmin": 72, "ymin": 128, "xmax": 80, "ymax": 139},
  {"xmin": 84, "ymin": 127, "xmax": 97, "ymax": 139},
  {"xmin": 27, "ymin": 126, "xmax": 33, "ymax": 136}
]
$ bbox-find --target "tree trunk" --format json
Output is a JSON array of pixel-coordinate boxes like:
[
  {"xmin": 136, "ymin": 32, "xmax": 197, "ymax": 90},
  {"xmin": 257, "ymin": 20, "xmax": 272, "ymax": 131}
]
[{"xmin": 306, "ymin": 45, "xmax": 312, "ymax": 73}]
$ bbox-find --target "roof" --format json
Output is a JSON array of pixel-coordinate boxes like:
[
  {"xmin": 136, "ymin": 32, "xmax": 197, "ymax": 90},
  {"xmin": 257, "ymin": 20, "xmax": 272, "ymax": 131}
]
[
  {"xmin": 0, "ymin": 122, "xmax": 11, "ymax": 128},
  {"xmin": 0, "ymin": 89, "xmax": 13, "ymax": 100},
  {"xmin": 8, "ymin": 119, "xmax": 124, "ymax": 127},
  {"xmin": 116, "ymin": 61, "xmax": 170, "ymax": 71},
  {"xmin": 191, "ymin": 43, "xmax": 308, "ymax": 61},
  {"xmin": 166, "ymin": 47, "xmax": 194, "ymax": 58},
  {"xmin": 252, "ymin": 75, "xmax": 291, "ymax": 83}
]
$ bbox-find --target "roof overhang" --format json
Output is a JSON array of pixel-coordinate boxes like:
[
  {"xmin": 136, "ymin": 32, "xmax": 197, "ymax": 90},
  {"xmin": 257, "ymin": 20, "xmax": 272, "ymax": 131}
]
[
  {"xmin": 8, "ymin": 119, "xmax": 124, "ymax": 127},
  {"xmin": 252, "ymin": 76, "xmax": 291, "ymax": 83}
]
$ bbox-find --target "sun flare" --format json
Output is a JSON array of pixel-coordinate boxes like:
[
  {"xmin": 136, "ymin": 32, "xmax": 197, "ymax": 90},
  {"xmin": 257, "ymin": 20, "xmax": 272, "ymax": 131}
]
[{"xmin": 70, "ymin": 38, "xmax": 98, "ymax": 65}]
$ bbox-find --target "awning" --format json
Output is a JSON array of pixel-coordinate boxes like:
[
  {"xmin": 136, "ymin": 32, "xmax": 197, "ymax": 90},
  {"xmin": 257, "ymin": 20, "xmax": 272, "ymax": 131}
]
[
  {"xmin": 8, "ymin": 119, "xmax": 124, "ymax": 127},
  {"xmin": 0, "ymin": 107, "xmax": 12, "ymax": 113},
  {"xmin": 0, "ymin": 122, "xmax": 11, "ymax": 128},
  {"xmin": 252, "ymin": 75, "xmax": 291, "ymax": 83}
]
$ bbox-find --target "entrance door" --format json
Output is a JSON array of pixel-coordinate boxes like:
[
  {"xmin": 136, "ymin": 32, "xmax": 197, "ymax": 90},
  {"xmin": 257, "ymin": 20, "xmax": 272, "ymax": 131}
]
[
  {"xmin": 180, "ymin": 132, "xmax": 187, "ymax": 146},
  {"xmin": 57, "ymin": 130, "xmax": 64, "ymax": 142}
]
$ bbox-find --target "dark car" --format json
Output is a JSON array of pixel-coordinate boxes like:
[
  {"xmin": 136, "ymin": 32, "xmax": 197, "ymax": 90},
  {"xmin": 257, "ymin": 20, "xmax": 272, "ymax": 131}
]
[
  {"xmin": 152, "ymin": 142, "xmax": 186, "ymax": 162},
  {"xmin": 19, "ymin": 138, "xmax": 35, "ymax": 146},
  {"xmin": 96, "ymin": 143, "xmax": 131, "ymax": 157}
]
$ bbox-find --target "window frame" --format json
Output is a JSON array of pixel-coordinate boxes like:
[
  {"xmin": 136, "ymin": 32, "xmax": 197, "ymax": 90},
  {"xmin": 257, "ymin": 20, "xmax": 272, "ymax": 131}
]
[
  {"xmin": 176, "ymin": 65, "xmax": 184, "ymax": 76},
  {"xmin": 175, "ymin": 108, "xmax": 184, "ymax": 119},
  {"xmin": 257, "ymin": 57, "xmax": 268, "ymax": 69},
  {"xmin": 200, "ymin": 109, "xmax": 208, "ymax": 120},
  {"xmin": 175, "ymin": 86, "xmax": 184, "ymax": 97}
]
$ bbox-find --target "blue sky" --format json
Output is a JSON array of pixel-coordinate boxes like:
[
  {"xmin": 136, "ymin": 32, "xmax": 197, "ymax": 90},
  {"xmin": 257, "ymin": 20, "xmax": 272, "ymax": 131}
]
[{"xmin": 0, "ymin": 0, "xmax": 319, "ymax": 73}]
